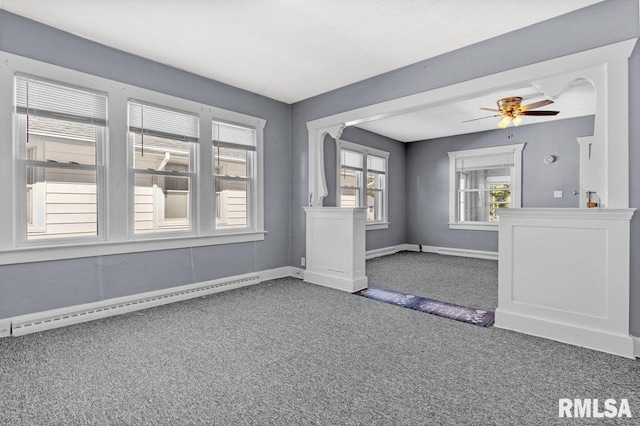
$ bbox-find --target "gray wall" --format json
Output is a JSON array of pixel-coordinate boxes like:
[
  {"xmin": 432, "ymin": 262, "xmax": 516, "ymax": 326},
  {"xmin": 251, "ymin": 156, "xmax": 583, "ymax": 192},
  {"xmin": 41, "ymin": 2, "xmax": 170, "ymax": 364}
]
[
  {"xmin": 405, "ymin": 116, "xmax": 593, "ymax": 252},
  {"xmin": 0, "ymin": 11, "xmax": 292, "ymax": 319},
  {"xmin": 290, "ymin": 0, "xmax": 639, "ymax": 333}
]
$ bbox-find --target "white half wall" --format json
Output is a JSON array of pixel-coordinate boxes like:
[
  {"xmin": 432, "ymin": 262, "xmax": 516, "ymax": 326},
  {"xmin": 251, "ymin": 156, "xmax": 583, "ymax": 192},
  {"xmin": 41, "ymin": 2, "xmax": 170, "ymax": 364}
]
[{"xmin": 496, "ymin": 208, "xmax": 636, "ymax": 358}]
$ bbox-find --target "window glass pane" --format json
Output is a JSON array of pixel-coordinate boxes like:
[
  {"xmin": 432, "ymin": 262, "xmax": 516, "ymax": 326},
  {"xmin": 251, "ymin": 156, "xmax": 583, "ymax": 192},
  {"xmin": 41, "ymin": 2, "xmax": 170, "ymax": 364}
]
[
  {"xmin": 216, "ymin": 179, "xmax": 248, "ymax": 229},
  {"xmin": 134, "ymin": 174, "xmax": 190, "ymax": 234},
  {"xmin": 340, "ymin": 188, "xmax": 360, "ymax": 208},
  {"xmin": 367, "ymin": 172, "xmax": 385, "ymax": 222},
  {"xmin": 27, "ymin": 166, "xmax": 97, "ymax": 240},
  {"xmin": 367, "ymin": 155, "xmax": 386, "ymax": 173},
  {"xmin": 367, "ymin": 190, "xmax": 384, "ymax": 222},
  {"xmin": 341, "ymin": 150, "xmax": 363, "ymax": 169},
  {"xmin": 26, "ymin": 115, "xmax": 97, "ymax": 165},
  {"xmin": 457, "ymin": 168, "xmax": 510, "ymax": 190},
  {"xmin": 367, "ymin": 172, "xmax": 385, "ymax": 190},
  {"xmin": 458, "ymin": 190, "xmax": 489, "ymax": 222},
  {"xmin": 214, "ymin": 146, "xmax": 248, "ymax": 177},
  {"xmin": 489, "ymin": 183, "xmax": 511, "ymax": 222},
  {"xmin": 340, "ymin": 168, "xmax": 361, "ymax": 189},
  {"xmin": 132, "ymin": 133, "xmax": 190, "ymax": 171}
]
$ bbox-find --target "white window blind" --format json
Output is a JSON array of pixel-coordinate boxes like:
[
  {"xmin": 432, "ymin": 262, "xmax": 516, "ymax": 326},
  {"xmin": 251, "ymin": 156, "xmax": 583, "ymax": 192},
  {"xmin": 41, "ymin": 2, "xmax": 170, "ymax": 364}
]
[
  {"xmin": 367, "ymin": 155, "xmax": 386, "ymax": 172},
  {"xmin": 341, "ymin": 150, "xmax": 363, "ymax": 169},
  {"xmin": 455, "ymin": 153, "xmax": 514, "ymax": 171},
  {"xmin": 129, "ymin": 102, "xmax": 199, "ymax": 142},
  {"xmin": 212, "ymin": 120, "xmax": 256, "ymax": 150},
  {"xmin": 15, "ymin": 75, "xmax": 107, "ymax": 125}
]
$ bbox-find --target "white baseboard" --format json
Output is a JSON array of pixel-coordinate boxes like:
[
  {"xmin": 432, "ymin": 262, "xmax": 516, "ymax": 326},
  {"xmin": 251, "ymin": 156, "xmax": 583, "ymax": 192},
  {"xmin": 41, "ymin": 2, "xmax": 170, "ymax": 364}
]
[
  {"xmin": 304, "ymin": 270, "xmax": 368, "ymax": 293},
  {"xmin": 496, "ymin": 308, "xmax": 636, "ymax": 359},
  {"xmin": 634, "ymin": 336, "xmax": 640, "ymax": 358},
  {"xmin": 5, "ymin": 266, "xmax": 294, "ymax": 338},
  {"xmin": 365, "ymin": 245, "xmax": 403, "ymax": 260},
  {"xmin": 366, "ymin": 243, "xmax": 498, "ymax": 260},
  {"xmin": 419, "ymin": 245, "xmax": 498, "ymax": 260}
]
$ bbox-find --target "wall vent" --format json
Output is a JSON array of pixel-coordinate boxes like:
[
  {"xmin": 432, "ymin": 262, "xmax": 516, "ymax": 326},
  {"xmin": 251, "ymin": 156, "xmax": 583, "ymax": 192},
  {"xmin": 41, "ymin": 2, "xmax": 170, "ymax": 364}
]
[{"xmin": 10, "ymin": 275, "xmax": 261, "ymax": 337}]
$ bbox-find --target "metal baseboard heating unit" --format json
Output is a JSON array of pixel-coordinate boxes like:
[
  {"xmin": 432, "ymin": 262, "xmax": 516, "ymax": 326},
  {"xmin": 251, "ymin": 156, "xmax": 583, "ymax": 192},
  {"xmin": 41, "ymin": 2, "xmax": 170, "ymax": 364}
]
[
  {"xmin": 9, "ymin": 275, "xmax": 261, "ymax": 337},
  {"xmin": 436, "ymin": 247, "xmax": 498, "ymax": 260}
]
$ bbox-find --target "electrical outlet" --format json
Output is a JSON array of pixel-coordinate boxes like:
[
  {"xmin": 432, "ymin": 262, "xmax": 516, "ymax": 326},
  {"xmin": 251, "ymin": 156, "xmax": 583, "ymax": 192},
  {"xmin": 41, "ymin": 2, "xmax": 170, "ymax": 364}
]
[
  {"xmin": 0, "ymin": 320, "xmax": 11, "ymax": 338},
  {"xmin": 554, "ymin": 191, "xmax": 563, "ymax": 198},
  {"xmin": 301, "ymin": 257, "xmax": 306, "ymax": 267}
]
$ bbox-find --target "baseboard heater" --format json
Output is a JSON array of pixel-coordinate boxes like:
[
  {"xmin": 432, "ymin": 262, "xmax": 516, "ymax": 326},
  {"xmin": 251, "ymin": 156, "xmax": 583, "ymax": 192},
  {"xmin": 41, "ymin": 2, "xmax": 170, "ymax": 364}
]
[
  {"xmin": 436, "ymin": 247, "xmax": 498, "ymax": 260},
  {"xmin": 9, "ymin": 274, "xmax": 261, "ymax": 337}
]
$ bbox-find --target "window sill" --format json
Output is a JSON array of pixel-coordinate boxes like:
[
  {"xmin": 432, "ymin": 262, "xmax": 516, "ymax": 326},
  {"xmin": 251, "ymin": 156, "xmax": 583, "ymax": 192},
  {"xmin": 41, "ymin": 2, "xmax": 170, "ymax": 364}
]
[
  {"xmin": 366, "ymin": 222, "xmax": 390, "ymax": 230},
  {"xmin": 0, "ymin": 230, "xmax": 267, "ymax": 266},
  {"xmin": 448, "ymin": 222, "xmax": 498, "ymax": 231}
]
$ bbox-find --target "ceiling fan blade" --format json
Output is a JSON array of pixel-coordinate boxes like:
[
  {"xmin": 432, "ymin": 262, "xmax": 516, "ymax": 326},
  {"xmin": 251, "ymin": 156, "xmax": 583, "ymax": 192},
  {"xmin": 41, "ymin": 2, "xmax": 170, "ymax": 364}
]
[
  {"xmin": 480, "ymin": 107, "xmax": 500, "ymax": 112},
  {"xmin": 519, "ymin": 99, "xmax": 554, "ymax": 112},
  {"xmin": 462, "ymin": 115, "xmax": 501, "ymax": 123},
  {"xmin": 520, "ymin": 110, "xmax": 559, "ymax": 116}
]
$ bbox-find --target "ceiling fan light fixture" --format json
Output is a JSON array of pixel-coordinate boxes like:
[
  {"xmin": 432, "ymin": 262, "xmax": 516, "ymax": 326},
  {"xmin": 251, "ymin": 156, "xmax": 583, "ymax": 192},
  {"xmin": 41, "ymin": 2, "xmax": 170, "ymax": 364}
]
[
  {"xmin": 512, "ymin": 115, "xmax": 524, "ymax": 126},
  {"xmin": 498, "ymin": 115, "xmax": 512, "ymax": 129}
]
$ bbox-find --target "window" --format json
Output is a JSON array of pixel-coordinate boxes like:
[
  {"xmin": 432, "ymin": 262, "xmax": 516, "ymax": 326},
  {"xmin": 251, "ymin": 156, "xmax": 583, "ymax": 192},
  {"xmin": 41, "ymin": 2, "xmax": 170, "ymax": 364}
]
[
  {"xmin": 129, "ymin": 102, "xmax": 198, "ymax": 235},
  {"xmin": 448, "ymin": 143, "xmax": 524, "ymax": 231},
  {"xmin": 337, "ymin": 140, "xmax": 389, "ymax": 227},
  {"xmin": 212, "ymin": 121, "xmax": 256, "ymax": 229},
  {"xmin": 2, "ymin": 51, "xmax": 266, "ymax": 264},
  {"xmin": 15, "ymin": 75, "xmax": 107, "ymax": 241}
]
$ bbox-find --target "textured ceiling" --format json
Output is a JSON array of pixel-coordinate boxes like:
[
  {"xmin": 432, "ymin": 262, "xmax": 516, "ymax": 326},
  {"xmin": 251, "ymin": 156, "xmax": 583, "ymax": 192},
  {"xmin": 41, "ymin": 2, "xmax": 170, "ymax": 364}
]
[{"xmin": 1, "ymin": 0, "xmax": 602, "ymax": 104}]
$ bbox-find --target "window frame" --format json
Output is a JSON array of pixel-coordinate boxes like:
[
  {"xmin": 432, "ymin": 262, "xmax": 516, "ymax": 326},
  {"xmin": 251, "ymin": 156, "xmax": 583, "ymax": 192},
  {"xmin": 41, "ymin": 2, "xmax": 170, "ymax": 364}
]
[
  {"xmin": 14, "ymin": 75, "xmax": 107, "ymax": 246},
  {"xmin": 0, "ymin": 50, "xmax": 266, "ymax": 265},
  {"xmin": 447, "ymin": 143, "xmax": 525, "ymax": 231},
  {"xmin": 128, "ymin": 100, "xmax": 198, "ymax": 238},
  {"xmin": 336, "ymin": 139, "xmax": 389, "ymax": 230},
  {"xmin": 212, "ymin": 121, "xmax": 257, "ymax": 231}
]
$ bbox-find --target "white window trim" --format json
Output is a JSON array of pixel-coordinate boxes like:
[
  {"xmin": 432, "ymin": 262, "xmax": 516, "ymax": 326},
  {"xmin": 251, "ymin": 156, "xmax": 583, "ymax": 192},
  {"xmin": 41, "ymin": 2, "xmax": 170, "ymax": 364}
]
[
  {"xmin": 447, "ymin": 143, "xmax": 525, "ymax": 231},
  {"xmin": 336, "ymin": 139, "xmax": 389, "ymax": 230},
  {"xmin": 0, "ymin": 50, "xmax": 266, "ymax": 265}
]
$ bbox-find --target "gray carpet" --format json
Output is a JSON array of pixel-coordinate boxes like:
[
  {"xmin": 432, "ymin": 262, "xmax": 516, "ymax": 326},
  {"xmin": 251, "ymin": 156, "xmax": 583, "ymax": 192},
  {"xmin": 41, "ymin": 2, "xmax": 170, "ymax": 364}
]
[
  {"xmin": 0, "ymin": 253, "xmax": 638, "ymax": 425},
  {"xmin": 366, "ymin": 251, "xmax": 498, "ymax": 310}
]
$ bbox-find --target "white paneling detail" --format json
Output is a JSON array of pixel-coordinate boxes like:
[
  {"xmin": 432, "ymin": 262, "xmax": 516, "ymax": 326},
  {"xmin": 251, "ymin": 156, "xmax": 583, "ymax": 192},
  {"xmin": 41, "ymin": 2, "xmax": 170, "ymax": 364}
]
[
  {"xmin": 496, "ymin": 208, "xmax": 635, "ymax": 358},
  {"xmin": 511, "ymin": 226, "xmax": 607, "ymax": 317},
  {"xmin": 304, "ymin": 207, "xmax": 367, "ymax": 292}
]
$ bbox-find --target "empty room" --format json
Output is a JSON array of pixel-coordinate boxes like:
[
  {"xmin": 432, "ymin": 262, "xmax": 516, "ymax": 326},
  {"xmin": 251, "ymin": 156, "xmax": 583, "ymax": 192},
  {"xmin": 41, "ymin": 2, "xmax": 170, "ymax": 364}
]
[{"xmin": 0, "ymin": 1, "xmax": 639, "ymax": 424}]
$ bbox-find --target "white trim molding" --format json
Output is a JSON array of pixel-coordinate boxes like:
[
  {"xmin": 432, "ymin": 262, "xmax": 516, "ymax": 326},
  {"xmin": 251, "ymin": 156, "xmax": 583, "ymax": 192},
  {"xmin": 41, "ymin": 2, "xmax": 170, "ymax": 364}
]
[
  {"xmin": 365, "ymin": 244, "xmax": 498, "ymax": 260},
  {"xmin": 448, "ymin": 143, "xmax": 525, "ymax": 230},
  {"xmin": 633, "ymin": 336, "xmax": 640, "ymax": 359},
  {"xmin": 496, "ymin": 208, "xmax": 636, "ymax": 358},
  {"xmin": 306, "ymin": 38, "xmax": 636, "ymax": 209},
  {"xmin": 336, "ymin": 139, "xmax": 390, "ymax": 227}
]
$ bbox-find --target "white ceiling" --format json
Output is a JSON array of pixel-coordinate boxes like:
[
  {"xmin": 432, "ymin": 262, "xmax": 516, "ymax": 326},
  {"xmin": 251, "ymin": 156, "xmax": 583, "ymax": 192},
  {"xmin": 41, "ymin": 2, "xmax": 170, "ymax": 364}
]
[
  {"xmin": 356, "ymin": 80, "xmax": 596, "ymax": 142},
  {"xmin": 1, "ymin": 0, "xmax": 602, "ymax": 104}
]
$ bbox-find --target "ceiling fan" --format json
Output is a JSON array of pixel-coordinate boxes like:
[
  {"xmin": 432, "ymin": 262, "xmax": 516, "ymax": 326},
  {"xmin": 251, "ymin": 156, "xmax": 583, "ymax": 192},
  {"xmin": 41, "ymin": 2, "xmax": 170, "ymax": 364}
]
[{"xmin": 464, "ymin": 96, "xmax": 560, "ymax": 128}]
